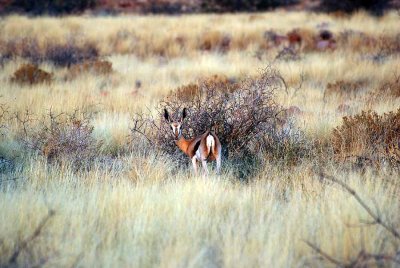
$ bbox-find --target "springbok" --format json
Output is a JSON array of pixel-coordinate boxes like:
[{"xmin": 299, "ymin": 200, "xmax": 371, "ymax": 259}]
[{"xmin": 164, "ymin": 108, "xmax": 222, "ymax": 175}]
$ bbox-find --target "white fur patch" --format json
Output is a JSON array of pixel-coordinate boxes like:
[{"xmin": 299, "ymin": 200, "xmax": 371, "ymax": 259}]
[
  {"xmin": 171, "ymin": 125, "xmax": 181, "ymax": 136},
  {"xmin": 195, "ymin": 149, "xmax": 201, "ymax": 160},
  {"xmin": 206, "ymin": 135, "xmax": 215, "ymax": 152}
]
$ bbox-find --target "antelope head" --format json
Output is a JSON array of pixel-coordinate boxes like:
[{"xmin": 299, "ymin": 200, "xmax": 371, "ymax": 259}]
[{"xmin": 164, "ymin": 108, "xmax": 187, "ymax": 139}]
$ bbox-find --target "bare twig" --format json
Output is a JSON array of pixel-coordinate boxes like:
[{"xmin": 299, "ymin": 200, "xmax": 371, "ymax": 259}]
[
  {"xmin": 0, "ymin": 177, "xmax": 21, "ymax": 184},
  {"xmin": 131, "ymin": 67, "xmax": 286, "ymax": 164},
  {"xmin": 305, "ymin": 171, "xmax": 400, "ymax": 267},
  {"xmin": 305, "ymin": 241, "xmax": 400, "ymax": 267},
  {"xmin": 318, "ymin": 171, "xmax": 400, "ymax": 240},
  {"xmin": 8, "ymin": 210, "xmax": 56, "ymax": 265},
  {"xmin": 15, "ymin": 109, "xmax": 35, "ymax": 137},
  {"xmin": 304, "ymin": 240, "xmax": 343, "ymax": 266}
]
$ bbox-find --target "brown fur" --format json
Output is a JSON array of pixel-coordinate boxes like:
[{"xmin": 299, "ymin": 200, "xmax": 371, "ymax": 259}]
[
  {"xmin": 175, "ymin": 131, "xmax": 220, "ymax": 161},
  {"xmin": 164, "ymin": 108, "xmax": 222, "ymax": 174}
]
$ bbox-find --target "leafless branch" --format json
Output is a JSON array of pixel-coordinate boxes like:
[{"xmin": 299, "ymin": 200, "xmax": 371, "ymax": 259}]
[
  {"xmin": 304, "ymin": 240, "xmax": 343, "ymax": 266},
  {"xmin": 305, "ymin": 241, "xmax": 400, "ymax": 267},
  {"xmin": 305, "ymin": 171, "xmax": 400, "ymax": 267},
  {"xmin": 16, "ymin": 109, "xmax": 98, "ymax": 170},
  {"xmin": 318, "ymin": 171, "xmax": 400, "ymax": 240},
  {"xmin": 0, "ymin": 177, "xmax": 21, "ymax": 184},
  {"xmin": 7, "ymin": 210, "xmax": 56, "ymax": 265}
]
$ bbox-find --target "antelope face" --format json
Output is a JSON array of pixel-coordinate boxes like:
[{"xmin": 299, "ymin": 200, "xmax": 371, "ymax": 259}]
[
  {"xmin": 170, "ymin": 122, "xmax": 182, "ymax": 138},
  {"xmin": 164, "ymin": 108, "xmax": 187, "ymax": 139}
]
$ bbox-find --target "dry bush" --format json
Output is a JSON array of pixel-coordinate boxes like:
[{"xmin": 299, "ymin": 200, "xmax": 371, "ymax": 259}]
[
  {"xmin": 11, "ymin": 64, "xmax": 53, "ymax": 85},
  {"xmin": 0, "ymin": 102, "xmax": 9, "ymax": 136},
  {"xmin": 0, "ymin": 102, "xmax": 13, "ymax": 171},
  {"xmin": 46, "ymin": 42, "xmax": 98, "ymax": 67},
  {"xmin": 283, "ymin": 28, "xmax": 337, "ymax": 53},
  {"xmin": 332, "ymin": 109, "xmax": 400, "ymax": 168},
  {"xmin": 172, "ymin": 75, "xmax": 238, "ymax": 102},
  {"xmin": 67, "ymin": 60, "xmax": 113, "ymax": 79},
  {"xmin": 369, "ymin": 74, "xmax": 400, "ymax": 102},
  {"xmin": 1, "ymin": 37, "xmax": 105, "ymax": 66},
  {"xmin": 337, "ymin": 30, "xmax": 377, "ymax": 53},
  {"xmin": 323, "ymin": 80, "xmax": 367, "ymax": 101},
  {"xmin": 133, "ymin": 68, "xmax": 281, "ymax": 158},
  {"xmin": 201, "ymin": 0, "xmax": 298, "ymax": 12},
  {"xmin": 16, "ymin": 110, "xmax": 100, "ymax": 170},
  {"xmin": 132, "ymin": 67, "xmax": 310, "ymax": 177},
  {"xmin": 0, "ymin": 41, "xmax": 13, "ymax": 67},
  {"xmin": 1, "ymin": 38, "xmax": 99, "ymax": 66},
  {"xmin": 263, "ymin": 30, "xmax": 287, "ymax": 48},
  {"xmin": 376, "ymin": 34, "xmax": 400, "ymax": 56},
  {"xmin": 337, "ymin": 30, "xmax": 400, "ymax": 56},
  {"xmin": 198, "ymin": 31, "xmax": 231, "ymax": 52},
  {"xmin": 1, "ymin": 37, "xmax": 43, "ymax": 64},
  {"xmin": 275, "ymin": 47, "xmax": 301, "ymax": 61},
  {"xmin": 292, "ymin": 28, "xmax": 315, "ymax": 51},
  {"xmin": 0, "ymin": 54, "xmax": 11, "ymax": 67},
  {"xmin": 2, "ymin": 0, "xmax": 96, "ymax": 15},
  {"xmin": 319, "ymin": 0, "xmax": 390, "ymax": 15}
]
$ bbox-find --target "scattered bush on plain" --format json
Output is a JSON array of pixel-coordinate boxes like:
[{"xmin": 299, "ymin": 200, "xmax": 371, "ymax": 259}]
[
  {"xmin": 332, "ymin": 109, "xmax": 400, "ymax": 168},
  {"xmin": 0, "ymin": 102, "xmax": 9, "ymax": 136},
  {"xmin": 199, "ymin": 31, "xmax": 231, "ymax": 52},
  {"xmin": 1, "ymin": 28, "xmax": 399, "ymax": 63},
  {"xmin": 323, "ymin": 80, "xmax": 367, "ymax": 101},
  {"xmin": 369, "ymin": 74, "xmax": 400, "ymax": 103},
  {"xmin": 131, "ymin": 67, "xmax": 310, "ymax": 177},
  {"xmin": 2, "ymin": 0, "xmax": 96, "ymax": 15},
  {"xmin": 16, "ymin": 109, "xmax": 100, "ymax": 170},
  {"xmin": 46, "ymin": 42, "xmax": 99, "ymax": 67},
  {"xmin": 1, "ymin": 38, "xmax": 100, "ymax": 66},
  {"xmin": 201, "ymin": 0, "xmax": 299, "ymax": 12},
  {"xmin": 319, "ymin": 0, "xmax": 390, "ymax": 15},
  {"xmin": 67, "ymin": 60, "xmax": 113, "ymax": 79},
  {"xmin": 11, "ymin": 64, "xmax": 53, "ymax": 85}
]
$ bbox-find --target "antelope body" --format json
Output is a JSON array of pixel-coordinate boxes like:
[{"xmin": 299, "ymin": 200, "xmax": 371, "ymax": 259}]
[{"xmin": 164, "ymin": 108, "xmax": 222, "ymax": 175}]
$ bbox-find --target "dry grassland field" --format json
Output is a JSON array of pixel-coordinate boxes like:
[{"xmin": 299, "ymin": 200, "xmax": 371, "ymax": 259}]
[{"xmin": 0, "ymin": 10, "xmax": 400, "ymax": 267}]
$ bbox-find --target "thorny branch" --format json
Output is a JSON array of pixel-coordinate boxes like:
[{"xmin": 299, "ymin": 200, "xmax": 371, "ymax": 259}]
[
  {"xmin": 318, "ymin": 171, "xmax": 400, "ymax": 240},
  {"xmin": 305, "ymin": 241, "xmax": 400, "ymax": 268},
  {"xmin": 6, "ymin": 209, "xmax": 56, "ymax": 266},
  {"xmin": 305, "ymin": 171, "xmax": 400, "ymax": 267},
  {"xmin": 130, "ymin": 67, "xmax": 285, "ymax": 158},
  {"xmin": 304, "ymin": 240, "xmax": 343, "ymax": 266},
  {"xmin": 15, "ymin": 109, "xmax": 99, "ymax": 170}
]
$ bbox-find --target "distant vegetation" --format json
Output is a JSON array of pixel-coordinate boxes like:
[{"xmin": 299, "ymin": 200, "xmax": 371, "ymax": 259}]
[
  {"xmin": 0, "ymin": 11, "xmax": 399, "ymax": 267},
  {"xmin": 0, "ymin": 0, "xmax": 396, "ymax": 15}
]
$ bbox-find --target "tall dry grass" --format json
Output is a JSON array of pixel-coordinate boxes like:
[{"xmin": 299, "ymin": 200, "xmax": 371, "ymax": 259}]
[
  {"xmin": 0, "ymin": 11, "xmax": 399, "ymax": 267},
  {"xmin": 1, "ymin": 158, "xmax": 399, "ymax": 267},
  {"xmin": 0, "ymin": 11, "xmax": 399, "ymax": 58}
]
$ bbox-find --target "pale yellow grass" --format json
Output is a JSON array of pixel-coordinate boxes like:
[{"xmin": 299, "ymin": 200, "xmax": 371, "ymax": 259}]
[
  {"xmin": 2, "ymin": 51, "xmax": 399, "ymax": 139},
  {"xmin": 1, "ymin": 158, "xmax": 399, "ymax": 267},
  {"xmin": 1, "ymin": 11, "xmax": 399, "ymax": 57},
  {"xmin": 0, "ymin": 11, "xmax": 399, "ymax": 268}
]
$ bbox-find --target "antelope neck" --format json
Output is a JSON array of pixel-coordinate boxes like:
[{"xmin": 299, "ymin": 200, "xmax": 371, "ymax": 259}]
[{"xmin": 175, "ymin": 135, "xmax": 191, "ymax": 156}]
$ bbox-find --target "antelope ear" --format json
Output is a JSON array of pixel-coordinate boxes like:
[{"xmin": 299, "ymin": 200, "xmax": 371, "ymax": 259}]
[
  {"xmin": 181, "ymin": 108, "xmax": 187, "ymax": 121},
  {"xmin": 164, "ymin": 109, "xmax": 170, "ymax": 122}
]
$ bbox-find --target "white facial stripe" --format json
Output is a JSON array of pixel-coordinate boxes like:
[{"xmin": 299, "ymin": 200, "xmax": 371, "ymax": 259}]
[{"xmin": 171, "ymin": 124, "xmax": 181, "ymax": 137}]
